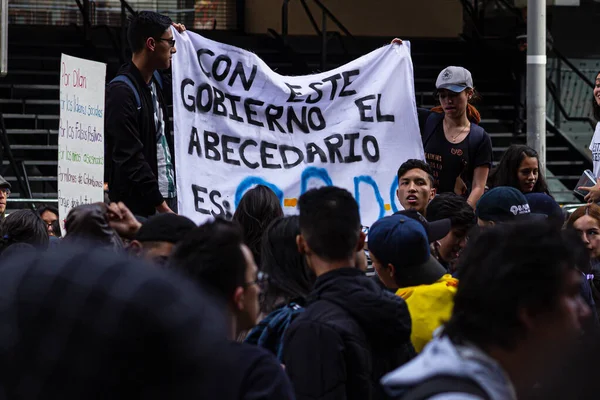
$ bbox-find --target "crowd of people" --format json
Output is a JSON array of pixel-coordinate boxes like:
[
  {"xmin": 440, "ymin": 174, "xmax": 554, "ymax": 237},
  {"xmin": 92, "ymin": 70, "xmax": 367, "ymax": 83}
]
[{"xmin": 2, "ymin": 9, "xmax": 600, "ymax": 400}]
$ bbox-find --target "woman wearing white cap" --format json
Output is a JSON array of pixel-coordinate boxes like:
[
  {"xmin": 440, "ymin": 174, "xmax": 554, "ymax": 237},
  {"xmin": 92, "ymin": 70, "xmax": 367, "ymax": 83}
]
[{"xmin": 391, "ymin": 40, "xmax": 493, "ymax": 209}]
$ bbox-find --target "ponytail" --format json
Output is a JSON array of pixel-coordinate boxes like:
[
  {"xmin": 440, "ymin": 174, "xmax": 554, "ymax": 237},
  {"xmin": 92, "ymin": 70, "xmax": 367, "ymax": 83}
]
[
  {"xmin": 430, "ymin": 104, "xmax": 481, "ymax": 124},
  {"xmin": 466, "ymin": 104, "xmax": 481, "ymax": 124}
]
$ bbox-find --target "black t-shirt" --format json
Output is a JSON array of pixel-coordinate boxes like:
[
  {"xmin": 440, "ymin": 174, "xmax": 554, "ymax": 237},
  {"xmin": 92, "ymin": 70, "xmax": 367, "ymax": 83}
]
[
  {"xmin": 230, "ymin": 341, "xmax": 295, "ymax": 400},
  {"xmin": 418, "ymin": 109, "xmax": 493, "ymax": 195}
]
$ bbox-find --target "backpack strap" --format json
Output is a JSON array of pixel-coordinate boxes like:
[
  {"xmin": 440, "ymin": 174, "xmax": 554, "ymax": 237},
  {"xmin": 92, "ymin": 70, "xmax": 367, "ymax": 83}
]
[
  {"xmin": 423, "ymin": 112, "xmax": 444, "ymax": 148},
  {"xmin": 153, "ymin": 70, "xmax": 163, "ymax": 90},
  {"xmin": 109, "ymin": 75, "xmax": 141, "ymax": 110},
  {"xmin": 399, "ymin": 375, "xmax": 490, "ymax": 400},
  {"xmin": 467, "ymin": 123, "xmax": 485, "ymax": 163}
]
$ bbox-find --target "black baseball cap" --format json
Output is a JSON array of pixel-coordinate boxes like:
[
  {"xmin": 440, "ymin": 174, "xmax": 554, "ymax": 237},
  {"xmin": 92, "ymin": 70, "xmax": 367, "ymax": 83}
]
[
  {"xmin": 135, "ymin": 214, "xmax": 197, "ymax": 244},
  {"xmin": 368, "ymin": 214, "xmax": 446, "ymax": 286},
  {"xmin": 476, "ymin": 187, "xmax": 546, "ymax": 223},
  {"xmin": 394, "ymin": 210, "xmax": 451, "ymax": 243}
]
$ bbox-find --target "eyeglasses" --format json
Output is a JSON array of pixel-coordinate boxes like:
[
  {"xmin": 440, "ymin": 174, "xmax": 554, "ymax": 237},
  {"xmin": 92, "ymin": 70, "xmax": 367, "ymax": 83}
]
[
  {"xmin": 0, "ymin": 188, "xmax": 10, "ymax": 196},
  {"xmin": 244, "ymin": 271, "xmax": 269, "ymax": 288},
  {"xmin": 156, "ymin": 37, "xmax": 176, "ymax": 47}
]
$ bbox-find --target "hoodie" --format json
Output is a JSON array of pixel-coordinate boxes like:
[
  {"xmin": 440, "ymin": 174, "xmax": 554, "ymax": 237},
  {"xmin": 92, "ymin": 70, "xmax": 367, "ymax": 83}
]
[
  {"xmin": 396, "ymin": 274, "xmax": 458, "ymax": 353},
  {"xmin": 283, "ymin": 267, "xmax": 415, "ymax": 400},
  {"xmin": 381, "ymin": 335, "xmax": 516, "ymax": 400}
]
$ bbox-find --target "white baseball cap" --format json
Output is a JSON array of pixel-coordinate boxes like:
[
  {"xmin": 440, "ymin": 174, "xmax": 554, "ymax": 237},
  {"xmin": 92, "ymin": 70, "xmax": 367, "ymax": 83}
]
[{"xmin": 436, "ymin": 66, "xmax": 474, "ymax": 93}]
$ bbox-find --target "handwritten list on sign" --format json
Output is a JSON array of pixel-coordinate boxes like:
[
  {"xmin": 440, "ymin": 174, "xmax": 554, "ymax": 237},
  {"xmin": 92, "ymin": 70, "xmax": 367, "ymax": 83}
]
[{"xmin": 58, "ymin": 54, "xmax": 106, "ymax": 232}]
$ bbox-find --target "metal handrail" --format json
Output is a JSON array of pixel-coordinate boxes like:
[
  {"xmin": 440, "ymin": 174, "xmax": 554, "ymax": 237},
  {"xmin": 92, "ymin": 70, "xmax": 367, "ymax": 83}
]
[
  {"xmin": 551, "ymin": 47, "xmax": 594, "ymax": 89},
  {"xmin": 281, "ymin": 0, "xmax": 353, "ymax": 71},
  {"xmin": 546, "ymin": 79, "xmax": 595, "ymax": 130},
  {"xmin": 7, "ymin": 198, "xmax": 57, "ymax": 203}
]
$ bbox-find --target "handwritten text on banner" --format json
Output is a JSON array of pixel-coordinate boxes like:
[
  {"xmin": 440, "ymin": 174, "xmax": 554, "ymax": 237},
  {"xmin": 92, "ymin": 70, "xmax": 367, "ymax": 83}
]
[
  {"xmin": 58, "ymin": 54, "xmax": 106, "ymax": 232},
  {"xmin": 172, "ymin": 29, "xmax": 424, "ymax": 226}
]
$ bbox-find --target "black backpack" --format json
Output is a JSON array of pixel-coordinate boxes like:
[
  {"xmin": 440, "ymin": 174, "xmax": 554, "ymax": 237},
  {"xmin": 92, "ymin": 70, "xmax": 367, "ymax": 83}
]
[{"xmin": 392, "ymin": 375, "xmax": 491, "ymax": 400}]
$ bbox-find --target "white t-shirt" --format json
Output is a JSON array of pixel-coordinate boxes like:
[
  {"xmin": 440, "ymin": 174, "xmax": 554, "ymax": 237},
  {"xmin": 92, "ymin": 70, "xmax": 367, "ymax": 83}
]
[{"xmin": 590, "ymin": 122, "xmax": 600, "ymax": 178}]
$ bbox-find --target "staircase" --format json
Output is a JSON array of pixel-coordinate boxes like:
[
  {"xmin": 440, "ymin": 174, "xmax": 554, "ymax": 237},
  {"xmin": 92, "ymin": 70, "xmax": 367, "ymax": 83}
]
[{"xmin": 0, "ymin": 24, "xmax": 589, "ymax": 210}]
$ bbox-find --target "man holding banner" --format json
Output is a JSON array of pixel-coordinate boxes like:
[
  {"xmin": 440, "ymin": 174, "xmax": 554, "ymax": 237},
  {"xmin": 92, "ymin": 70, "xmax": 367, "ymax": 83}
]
[{"xmin": 105, "ymin": 12, "xmax": 185, "ymax": 217}]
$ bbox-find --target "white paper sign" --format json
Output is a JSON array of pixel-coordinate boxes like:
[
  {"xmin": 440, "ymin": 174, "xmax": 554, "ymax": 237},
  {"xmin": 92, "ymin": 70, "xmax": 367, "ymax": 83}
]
[
  {"xmin": 172, "ymin": 30, "xmax": 424, "ymax": 226},
  {"xmin": 58, "ymin": 54, "xmax": 106, "ymax": 232}
]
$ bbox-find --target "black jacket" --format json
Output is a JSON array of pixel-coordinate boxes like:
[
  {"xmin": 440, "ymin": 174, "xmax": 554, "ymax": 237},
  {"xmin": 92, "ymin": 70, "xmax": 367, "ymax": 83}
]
[
  {"xmin": 283, "ymin": 268, "xmax": 415, "ymax": 400},
  {"xmin": 105, "ymin": 62, "xmax": 175, "ymax": 217}
]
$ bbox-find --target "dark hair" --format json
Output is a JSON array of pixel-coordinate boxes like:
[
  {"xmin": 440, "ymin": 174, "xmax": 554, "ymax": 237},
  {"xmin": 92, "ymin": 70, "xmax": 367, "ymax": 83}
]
[
  {"xmin": 232, "ymin": 185, "xmax": 283, "ymax": 267},
  {"xmin": 298, "ymin": 186, "xmax": 360, "ymax": 262},
  {"xmin": 169, "ymin": 219, "xmax": 247, "ymax": 301},
  {"xmin": 0, "ymin": 209, "xmax": 49, "ymax": 253},
  {"xmin": 397, "ymin": 159, "xmax": 434, "ymax": 187},
  {"xmin": 36, "ymin": 204, "xmax": 58, "ymax": 218},
  {"xmin": 427, "ymin": 193, "xmax": 476, "ymax": 229},
  {"xmin": 260, "ymin": 216, "xmax": 315, "ymax": 313},
  {"xmin": 37, "ymin": 204, "xmax": 62, "ymax": 237},
  {"xmin": 487, "ymin": 144, "xmax": 550, "ymax": 195},
  {"xmin": 444, "ymin": 221, "xmax": 586, "ymax": 350},
  {"xmin": 593, "ymin": 71, "xmax": 600, "ymax": 121},
  {"xmin": 127, "ymin": 11, "xmax": 173, "ymax": 53}
]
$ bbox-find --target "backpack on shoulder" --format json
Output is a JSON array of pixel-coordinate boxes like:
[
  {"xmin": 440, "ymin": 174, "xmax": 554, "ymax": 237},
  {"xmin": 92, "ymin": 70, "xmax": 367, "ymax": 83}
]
[{"xmin": 108, "ymin": 70, "xmax": 163, "ymax": 110}]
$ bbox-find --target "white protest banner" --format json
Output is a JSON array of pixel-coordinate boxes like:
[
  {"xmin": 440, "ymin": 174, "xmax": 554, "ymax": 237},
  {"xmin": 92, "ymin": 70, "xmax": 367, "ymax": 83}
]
[
  {"xmin": 172, "ymin": 29, "xmax": 424, "ymax": 227},
  {"xmin": 58, "ymin": 54, "xmax": 106, "ymax": 232}
]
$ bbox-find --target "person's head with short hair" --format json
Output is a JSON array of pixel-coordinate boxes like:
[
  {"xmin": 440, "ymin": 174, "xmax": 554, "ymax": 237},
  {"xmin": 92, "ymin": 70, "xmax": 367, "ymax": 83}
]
[
  {"xmin": 233, "ymin": 185, "xmax": 283, "ymax": 268},
  {"xmin": 169, "ymin": 219, "xmax": 260, "ymax": 338},
  {"xmin": 476, "ymin": 186, "xmax": 537, "ymax": 227},
  {"xmin": 260, "ymin": 216, "xmax": 315, "ymax": 314},
  {"xmin": 129, "ymin": 213, "xmax": 196, "ymax": 266},
  {"xmin": 565, "ymin": 203, "xmax": 600, "ymax": 261},
  {"xmin": 0, "ymin": 209, "xmax": 49, "ymax": 254},
  {"xmin": 368, "ymin": 214, "xmax": 446, "ymax": 289},
  {"xmin": 36, "ymin": 204, "xmax": 61, "ymax": 237},
  {"xmin": 444, "ymin": 221, "xmax": 591, "ymax": 388},
  {"xmin": 396, "ymin": 159, "xmax": 436, "ymax": 216},
  {"xmin": 488, "ymin": 144, "xmax": 550, "ymax": 195},
  {"xmin": 127, "ymin": 11, "xmax": 176, "ymax": 71},
  {"xmin": 427, "ymin": 193, "xmax": 476, "ymax": 267},
  {"xmin": 296, "ymin": 186, "xmax": 365, "ymax": 275}
]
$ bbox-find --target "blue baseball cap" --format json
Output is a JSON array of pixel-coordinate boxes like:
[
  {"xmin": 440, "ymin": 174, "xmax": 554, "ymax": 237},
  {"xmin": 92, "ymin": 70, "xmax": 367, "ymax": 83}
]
[
  {"xmin": 524, "ymin": 193, "xmax": 565, "ymax": 220},
  {"xmin": 477, "ymin": 187, "xmax": 545, "ymax": 222},
  {"xmin": 368, "ymin": 214, "xmax": 446, "ymax": 285}
]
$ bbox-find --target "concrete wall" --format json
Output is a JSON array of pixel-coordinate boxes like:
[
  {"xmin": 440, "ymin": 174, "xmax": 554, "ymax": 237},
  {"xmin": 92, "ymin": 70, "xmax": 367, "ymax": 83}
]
[{"xmin": 245, "ymin": 0, "xmax": 463, "ymax": 37}]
